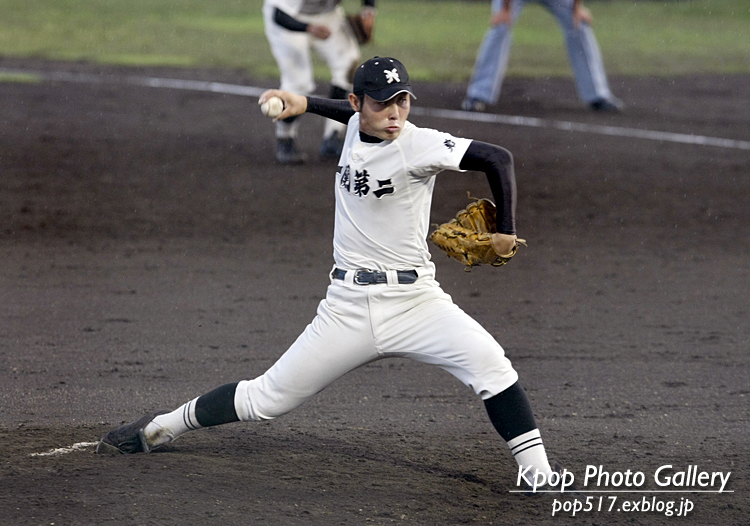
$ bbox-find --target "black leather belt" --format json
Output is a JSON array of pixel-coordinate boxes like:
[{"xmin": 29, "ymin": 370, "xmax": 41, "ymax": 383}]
[{"xmin": 332, "ymin": 268, "xmax": 418, "ymax": 285}]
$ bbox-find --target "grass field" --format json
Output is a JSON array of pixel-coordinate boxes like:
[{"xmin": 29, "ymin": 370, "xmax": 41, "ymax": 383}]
[{"xmin": 1, "ymin": 0, "xmax": 748, "ymax": 81}]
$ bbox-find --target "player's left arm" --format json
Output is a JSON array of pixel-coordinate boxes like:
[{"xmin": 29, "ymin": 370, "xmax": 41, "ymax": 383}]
[
  {"xmin": 361, "ymin": 0, "xmax": 377, "ymax": 32},
  {"xmin": 459, "ymin": 140, "xmax": 517, "ymax": 236}
]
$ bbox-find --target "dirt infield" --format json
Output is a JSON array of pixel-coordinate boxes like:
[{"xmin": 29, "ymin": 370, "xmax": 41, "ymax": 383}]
[{"xmin": 1, "ymin": 57, "xmax": 748, "ymax": 525}]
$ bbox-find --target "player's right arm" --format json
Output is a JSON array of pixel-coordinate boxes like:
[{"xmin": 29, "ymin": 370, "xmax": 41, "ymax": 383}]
[
  {"xmin": 258, "ymin": 91, "xmax": 354, "ymax": 124},
  {"xmin": 305, "ymin": 97, "xmax": 355, "ymax": 125},
  {"xmin": 259, "ymin": 90, "xmax": 307, "ymax": 122}
]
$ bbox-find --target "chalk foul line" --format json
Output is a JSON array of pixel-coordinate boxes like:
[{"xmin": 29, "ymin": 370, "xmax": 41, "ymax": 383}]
[
  {"xmin": 30, "ymin": 441, "xmax": 99, "ymax": 457},
  {"xmin": 3, "ymin": 68, "xmax": 749, "ymax": 151},
  {"xmin": 409, "ymin": 107, "xmax": 750, "ymax": 150}
]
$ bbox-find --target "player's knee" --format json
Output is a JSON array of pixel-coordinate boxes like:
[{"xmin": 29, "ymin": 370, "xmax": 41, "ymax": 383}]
[
  {"xmin": 476, "ymin": 367, "xmax": 519, "ymax": 398},
  {"xmin": 235, "ymin": 379, "xmax": 302, "ymax": 422}
]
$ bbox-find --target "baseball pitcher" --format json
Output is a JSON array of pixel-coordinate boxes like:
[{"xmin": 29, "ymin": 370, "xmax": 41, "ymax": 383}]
[{"xmin": 98, "ymin": 57, "xmax": 562, "ymax": 494}]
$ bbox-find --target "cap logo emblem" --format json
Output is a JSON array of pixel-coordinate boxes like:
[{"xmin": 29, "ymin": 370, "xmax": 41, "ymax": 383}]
[{"xmin": 384, "ymin": 68, "xmax": 400, "ymax": 84}]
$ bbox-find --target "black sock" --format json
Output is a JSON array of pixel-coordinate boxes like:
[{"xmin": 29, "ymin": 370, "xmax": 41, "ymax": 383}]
[
  {"xmin": 195, "ymin": 382, "xmax": 240, "ymax": 427},
  {"xmin": 483, "ymin": 381, "xmax": 538, "ymax": 442}
]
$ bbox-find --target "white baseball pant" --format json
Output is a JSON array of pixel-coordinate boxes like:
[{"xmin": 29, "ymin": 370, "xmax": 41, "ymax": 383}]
[{"xmin": 235, "ymin": 270, "xmax": 519, "ymax": 421}]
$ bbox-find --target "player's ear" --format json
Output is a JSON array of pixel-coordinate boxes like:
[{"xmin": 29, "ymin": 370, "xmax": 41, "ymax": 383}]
[{"xmin": 349, "ymin": 93, "xmax": 361, "ymax": 112}]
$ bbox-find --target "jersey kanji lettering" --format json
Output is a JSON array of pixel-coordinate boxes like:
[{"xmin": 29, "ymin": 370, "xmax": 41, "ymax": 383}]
[
  {"xmin": 353, "ymin": 170, "xmax": 370, "ymax": 197},
  {"xmin": 373, "ymin": 179, "xmax": 394, "ymax": 198},
  {"xmin": 338, "ymin": 165, "xmax": 350, "ymax": 191}
]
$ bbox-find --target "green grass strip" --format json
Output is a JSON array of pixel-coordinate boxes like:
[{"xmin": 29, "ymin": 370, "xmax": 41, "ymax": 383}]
[{"xmin": 0, "ymin": 0, "xmax": 748, "ymax": 81}]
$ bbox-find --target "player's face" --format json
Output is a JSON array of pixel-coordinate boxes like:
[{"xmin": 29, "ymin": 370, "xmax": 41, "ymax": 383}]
[{"xmin": 351, "ymin": 93, "xmax": 411, "ymax": 141}]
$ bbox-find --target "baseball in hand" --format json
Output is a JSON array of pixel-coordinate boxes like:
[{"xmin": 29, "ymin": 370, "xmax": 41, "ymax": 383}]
[{"xmin": 260, "ymin": 96, "xmax": 284, "ymax": 118}]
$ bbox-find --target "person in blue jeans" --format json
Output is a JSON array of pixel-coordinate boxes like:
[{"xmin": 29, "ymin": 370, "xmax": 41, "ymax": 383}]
[{"xmin": 462, "ymin": 0, "xmax": 624, "ymax": 112}]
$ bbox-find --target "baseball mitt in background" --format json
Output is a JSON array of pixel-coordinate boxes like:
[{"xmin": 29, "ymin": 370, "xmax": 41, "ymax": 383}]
[
  {"xmin": 429, "ymin": 198, "xmax": 526, "ymax": 270},
  {"xmin": 347, "ymin": 13, "xmax": 373, "ymax": 44}
]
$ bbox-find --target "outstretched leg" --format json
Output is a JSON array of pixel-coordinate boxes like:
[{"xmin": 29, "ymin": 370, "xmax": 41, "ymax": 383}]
[
  {"xmin": 96, "ymin": 383, "xmax": 241, "ymax": 454},
  {"xmin": 98, "ymin": 283, "xmax": 379, "ymax": 453},
  {"xmin": 145, "ymin": 382, "xmax": 241, "ymax": 449}
]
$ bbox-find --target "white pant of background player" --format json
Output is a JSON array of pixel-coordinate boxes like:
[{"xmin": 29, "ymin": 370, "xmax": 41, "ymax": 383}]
[
  {"xmin": 262, "ymin": 4, "xmax": 360, "ymax": 141},
  {"xmin": 235, "ymin": 270, "xmax": 519, "ymax": 421}
]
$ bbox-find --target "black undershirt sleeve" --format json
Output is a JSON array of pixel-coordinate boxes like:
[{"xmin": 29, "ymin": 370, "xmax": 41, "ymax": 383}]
[
  {"xmin": 273, "ymin": 8, "xmax": 308, "ymax": 32},
  {"xmin": 459, "ymin": 140, "xmax": 517, "ymax": 235},
  {"xmin": 306, "ymin": 97, "xmax": 356, "ymax": 125},
  {"xmin": 274, "ymin": 3, "xmax": 375, "ymax": 32}
]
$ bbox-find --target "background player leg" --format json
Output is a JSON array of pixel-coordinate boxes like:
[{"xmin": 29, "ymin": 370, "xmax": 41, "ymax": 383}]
[
  {"xmin": 276, "ymin": 116, "xmax": 306, "ymax": 164},
  {"xmin": 547, "ymin": 0, "xmax": 623, "ymax": 111},
  {"xmin": 318, "ymin": 86, "xmax": 349, "ymax": 159},
  {"xmin": 263, "ymin": 7, "xmax": 315, "ymax": 163},
  {"xmin": 313, "ymin": 9, "xmax": 360, "ymax": 159},
  {"xmin": 462, "ymin": 24, "xmax": 513, "ymax": 111}
]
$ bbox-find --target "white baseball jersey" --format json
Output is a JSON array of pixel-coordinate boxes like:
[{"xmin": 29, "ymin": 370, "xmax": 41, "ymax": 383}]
[{"xmin": 333, "ymin": 115, "xmax": 473, "ymax": 273}]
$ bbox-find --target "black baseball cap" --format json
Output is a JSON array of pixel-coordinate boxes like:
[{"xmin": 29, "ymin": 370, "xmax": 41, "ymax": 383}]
[{"xmin": 352, "ymin": 57, "xmax": 417, "ymax": 102}]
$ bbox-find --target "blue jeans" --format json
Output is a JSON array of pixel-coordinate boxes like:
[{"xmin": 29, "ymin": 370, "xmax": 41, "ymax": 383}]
[{"xmin": 466, "ymin": 0, "xmax": 613, "ymax": 104}]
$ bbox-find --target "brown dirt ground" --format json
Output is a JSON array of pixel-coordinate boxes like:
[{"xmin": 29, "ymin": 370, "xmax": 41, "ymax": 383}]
[{"xmin": 0, "ymin": 57, "xmax": 748, "ymax": 525}]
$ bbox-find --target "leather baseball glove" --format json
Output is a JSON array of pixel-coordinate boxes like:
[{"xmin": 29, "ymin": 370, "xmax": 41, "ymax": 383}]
[
  {"xmin": 347, "ymin": 13, "xmax": 373, "ymax": 44},
  {"xmin": 429, "ymin": 198, "xmax": 526, "ymax": 269}
]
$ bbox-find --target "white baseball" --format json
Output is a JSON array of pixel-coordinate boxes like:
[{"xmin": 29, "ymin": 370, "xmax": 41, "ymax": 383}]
[{"xmin": 260, "ymin": 96, "xmax": 284, "ymax": 118}]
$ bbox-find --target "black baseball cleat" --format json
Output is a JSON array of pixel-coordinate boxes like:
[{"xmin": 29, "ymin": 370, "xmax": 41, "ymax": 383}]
[
  {"xmin": 319, "ymin": 133, "xmax": 345, "ymax": 160},
  {"xmin": 590, "ymin": 96, "xmax": 625, "ymax": 112},
  {"xmin": 461, "ymin": 98, "xmax": 487, "ymax": 113},
  {"xmin": 275, "ymin": 138, "xmax": 306, "ymax": 164},
  {"xmin": 96, "ymin": 410, "xmax": 168, "ymax": 454}
]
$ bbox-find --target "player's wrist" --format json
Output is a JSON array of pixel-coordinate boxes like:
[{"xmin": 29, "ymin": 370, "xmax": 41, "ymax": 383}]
[{"xmin": 490, "ymin": 233, "xmax": 517, "ymax": 257}]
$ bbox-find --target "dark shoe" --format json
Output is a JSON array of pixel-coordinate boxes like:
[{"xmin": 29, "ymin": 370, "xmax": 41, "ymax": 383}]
[
  {"xmin": 461, "ymin": 98, "xmax": 487, "ymax": 112},
  {"xmin": 276, "ymin": 138, "xmax": 306, "ymax": 164},
  {"xmin": 96, "ymin": 410, "xmax": 168, "ymax": 454},
  {"xmin": 523, "ymin": 462, "xmax": 577, "ymax": 496},
  {"xmin": 318, "ymin": 133, "xmax": 345, "ymax": 160},
  {"xmin": 590, "ymin": 96, "xmax": 624, "ymax": 112}
]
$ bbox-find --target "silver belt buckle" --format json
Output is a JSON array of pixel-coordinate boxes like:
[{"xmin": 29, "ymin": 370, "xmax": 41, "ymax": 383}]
[{"xmin": 353, "ymin": 268, "xmax": 375, "ymax": 285}]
